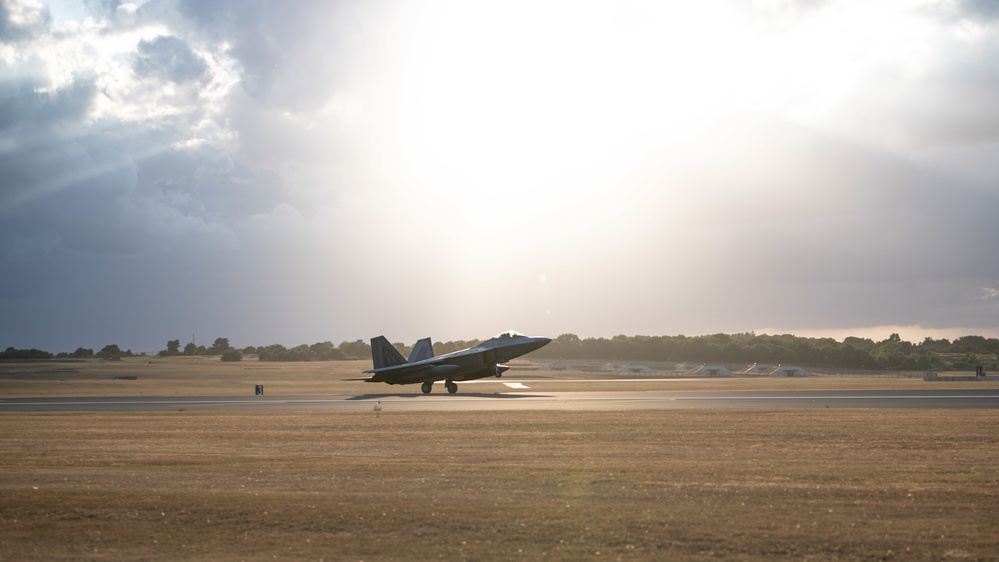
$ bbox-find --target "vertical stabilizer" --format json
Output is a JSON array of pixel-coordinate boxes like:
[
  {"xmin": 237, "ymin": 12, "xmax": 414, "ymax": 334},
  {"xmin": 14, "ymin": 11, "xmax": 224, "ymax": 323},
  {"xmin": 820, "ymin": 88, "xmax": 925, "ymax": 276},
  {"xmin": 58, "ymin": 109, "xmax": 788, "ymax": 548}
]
[
  {"xmin": 408, "ymin": 337, "xmax": 434, "ymax": 362},
  {"xmin": 370, "ymin": 336, "xmax": 407, "ymax": 369}
]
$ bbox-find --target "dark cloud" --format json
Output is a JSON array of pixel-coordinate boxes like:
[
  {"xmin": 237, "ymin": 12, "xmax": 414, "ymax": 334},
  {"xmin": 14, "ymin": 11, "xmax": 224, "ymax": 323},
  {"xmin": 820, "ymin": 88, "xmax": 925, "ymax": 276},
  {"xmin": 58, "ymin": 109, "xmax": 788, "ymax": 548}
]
[
  {"xmin": 164, "ymin": 0, "xmax": 395, "ymax": 110},
  {"xmin": 0, "ymin": 122, "xmax": 234, "ymax": 261},
  {"xmin": 0, "ymin": 77, "xmax": 95, "ymax": 132},
  {"xmin": 0, "ymin": 77, "xmax": 99, "ymax": 211},
  {"xmin": 593, "ymin": 116, "xmax": 999, "ymax": 334},
  {"xmin": 0, "ymin": 0, "xmax": 51, "ymax": 42},
  {"xmin": 135, "ymin": 146, "xmax": 284, "ymax": 220},
  {"xmin": 133, "ymin": 35, "xmax": 209, "ymax": 84},
  {"xmin": 825, "ymin": 10, "xmax": 999, "ymax": 150},
  {"xmin": 957, "ymin": 0, "xmax": 999, "ymax": 21},
  {"xmin": 0, "ymin": 57, "xmax": 238, "ymax": 262},
  {"xmin": 683, "ymin": 118, "xmax": 999, "ymax": 282},
  {"xmin": 875, "ymin": 24, "xmax": 999, "ymax": 147}
]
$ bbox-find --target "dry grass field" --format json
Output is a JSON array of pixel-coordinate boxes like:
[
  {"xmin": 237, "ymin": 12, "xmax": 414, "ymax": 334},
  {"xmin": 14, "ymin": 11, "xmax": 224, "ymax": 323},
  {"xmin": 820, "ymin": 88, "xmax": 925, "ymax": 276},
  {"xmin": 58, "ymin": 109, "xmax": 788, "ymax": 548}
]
[
  {"xmin": 2, "ymin": 357, "xmax": 998, "ymax": 560},
  {"xmin": 2, "ymin": 410, "xmax": 998, "ymax": 561}
]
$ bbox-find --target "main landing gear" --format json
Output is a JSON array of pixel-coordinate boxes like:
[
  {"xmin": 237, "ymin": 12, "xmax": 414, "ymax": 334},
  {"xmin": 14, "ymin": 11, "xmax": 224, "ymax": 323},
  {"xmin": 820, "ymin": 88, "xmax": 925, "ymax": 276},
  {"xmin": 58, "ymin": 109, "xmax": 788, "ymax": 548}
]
[{"xmin": 420, "ymin": 380, "xmax": 458, "ymax": 394}]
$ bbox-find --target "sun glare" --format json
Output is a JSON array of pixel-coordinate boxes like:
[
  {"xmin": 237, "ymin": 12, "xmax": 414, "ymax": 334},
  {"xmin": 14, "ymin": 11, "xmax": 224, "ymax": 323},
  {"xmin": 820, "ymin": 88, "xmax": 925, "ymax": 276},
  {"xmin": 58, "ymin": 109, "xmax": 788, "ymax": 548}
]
[
  {"xmin": 388, "ymin": 2, "xmax": 755, "ymax": 238},
  {"xmin": 378, "ymin": 0, "xmax": 939, "ymax": 258}
]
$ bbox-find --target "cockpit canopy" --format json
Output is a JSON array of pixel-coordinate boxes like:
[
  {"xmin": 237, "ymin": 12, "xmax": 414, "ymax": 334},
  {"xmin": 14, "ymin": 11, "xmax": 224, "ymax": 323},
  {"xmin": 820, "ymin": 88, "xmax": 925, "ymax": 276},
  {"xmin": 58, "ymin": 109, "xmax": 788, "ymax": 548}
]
[{"xmin": 493, "ymin": 330, "xmax": 525, "ymax": 339}]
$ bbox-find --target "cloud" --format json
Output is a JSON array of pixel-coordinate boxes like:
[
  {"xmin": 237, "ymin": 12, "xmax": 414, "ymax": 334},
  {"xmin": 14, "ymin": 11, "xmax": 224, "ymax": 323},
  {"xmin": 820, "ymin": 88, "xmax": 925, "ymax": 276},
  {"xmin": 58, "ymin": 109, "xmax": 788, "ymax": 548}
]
[
  {"xmin": 0, "ymin": 76, "xmax": 95, "ymax": 131},
  {"xmin": 0, "ymin": 0, "xmax": 50, "ymax": 42},
  {"xmin": 164, "ymin": 0, "xmax": 389, "ymax": 111},
  {"xmin": 956, "ymin": 0, "xmax": 999, "ymax": 22},
  {"xmin": 788, "ymin": 1, "xmax": 999, "ymax": 156},
  {"xmin": 0, "ymin": 0, "xmax": 249, "ymax": 262},
  {"xmin": 3, "ymin": 0, "xmax": 999, "ymax": 352},
  {"xmin": 0, "ymin": 77, "xmax": 101, "ymax": 210},
  {"xmin": 133, "ymin": 34, "xmax": 208, "ymax": 84}
]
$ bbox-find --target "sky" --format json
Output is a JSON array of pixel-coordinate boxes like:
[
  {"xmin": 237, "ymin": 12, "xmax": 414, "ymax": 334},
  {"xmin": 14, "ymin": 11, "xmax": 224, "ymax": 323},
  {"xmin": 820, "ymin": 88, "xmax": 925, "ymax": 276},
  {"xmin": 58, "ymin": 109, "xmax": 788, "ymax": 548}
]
[{"xmin": 1, "ymin": 0, "xmax": 998, "ymax": 353}]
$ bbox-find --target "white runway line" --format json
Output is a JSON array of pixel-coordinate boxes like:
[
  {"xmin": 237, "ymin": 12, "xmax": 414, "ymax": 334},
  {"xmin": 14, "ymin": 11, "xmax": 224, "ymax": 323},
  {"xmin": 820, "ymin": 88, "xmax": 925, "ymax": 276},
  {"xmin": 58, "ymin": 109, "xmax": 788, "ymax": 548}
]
[{"xmin": 503, "ymin": 382, "xmax": 530, "ymax": 389}]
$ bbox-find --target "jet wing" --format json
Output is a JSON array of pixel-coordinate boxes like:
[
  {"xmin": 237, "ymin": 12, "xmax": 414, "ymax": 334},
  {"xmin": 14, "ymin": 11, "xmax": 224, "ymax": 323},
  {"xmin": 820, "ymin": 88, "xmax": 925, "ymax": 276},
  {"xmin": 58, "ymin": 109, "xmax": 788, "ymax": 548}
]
[
  {"xmin": 363, "ymin": 355, "xmax": 453, "ymax": 374},
  {"xmin": 363, "ymin": 358, "xmax": 462, "ymax": 384}
]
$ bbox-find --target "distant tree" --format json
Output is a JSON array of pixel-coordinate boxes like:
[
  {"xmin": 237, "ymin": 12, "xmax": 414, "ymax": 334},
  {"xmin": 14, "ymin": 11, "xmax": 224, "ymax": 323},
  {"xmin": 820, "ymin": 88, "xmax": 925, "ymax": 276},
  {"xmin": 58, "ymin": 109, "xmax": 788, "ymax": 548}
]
[
  {"xmin": 843, "ymin": 336, "xmax": 875, "ymax": 350},
  {"xmin": 257, "ymin": 344, "xmax": 286, "ymax": 361},
  {"xmin": 285, "ymin": 344, "xmax": 312, "ymax": 361},
  {"xmin": 338, "ymin": 339, "xmax": 371, "ymax": 360},
  {"xmin": 392, "ymin": 341, "xmax": 413, "ymax": 357},
  {"xmin": 541, "ymin": 333, "xmax": 581, "ymax": 359},
  {"xmin": 310, "ymin": 341, "xmax": 346, "ymax": 361},
  {"xmin": 159, "ymin": 340, "xmax": 181, "ymax": 356},
  {"xmin": 919, "ymin": 337, "xmax": 951, "ymax": 352},
  {"xmin": 257, "ymin": 343, "xmax": 315, "ymax": 362},
  {"xmin": 220, "ymin": 349, "xmax": 242, "ymax": 362},
  {"xmin": 96, "ymin": 344, "xmax": 122, "ymax": 359},
  {"xmin": 183, "ymin": 342, "xmax": 197, "ymax": 355},
  {"xmin": 208, "ymin": 338, "xmax": 231, "ymax": 355},
  {"xmin": 709, "ymin": 333, "xmax": 731, "ymax": 345},
  {"xmin": 953, "ymin": 335, "xmax": 999, "ymax": 354},
  {"xmin": 241, "ymin": 346, "xmax": 258, "ymax": 355},
  {"xmin": 1, "ymin": 347, "xmax": 54, "ymax": 360},
  {"xmin": 71, "ymin": 347, "xmax": 95, "ymax": 358}
]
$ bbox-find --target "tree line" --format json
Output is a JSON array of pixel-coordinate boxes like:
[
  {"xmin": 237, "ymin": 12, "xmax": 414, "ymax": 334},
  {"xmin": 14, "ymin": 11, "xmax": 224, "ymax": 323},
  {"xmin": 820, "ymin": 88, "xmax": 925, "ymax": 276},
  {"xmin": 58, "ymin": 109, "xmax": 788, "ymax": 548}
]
[
  {"xmin": 530, "ymin": 332, "xmax": 999, "ymax": 371},
  {"xmin": 4, "ymin": 332, "xmax": 998, "ymax": 371},
  {"xmin": 153, "ymin": 337, "xmax": 485, "ymax": 363},
  {"xmin": 1, "ymin": 344, "xmax": 136, "ymax": 360}
]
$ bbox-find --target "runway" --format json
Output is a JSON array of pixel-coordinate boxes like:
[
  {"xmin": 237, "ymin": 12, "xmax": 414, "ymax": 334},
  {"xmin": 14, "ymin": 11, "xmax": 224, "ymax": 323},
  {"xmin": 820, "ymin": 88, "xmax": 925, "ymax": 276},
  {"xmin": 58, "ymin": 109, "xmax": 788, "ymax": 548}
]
[{"xmin": 2, "ymin": 388, "xmax": 998, "ymax": 412}]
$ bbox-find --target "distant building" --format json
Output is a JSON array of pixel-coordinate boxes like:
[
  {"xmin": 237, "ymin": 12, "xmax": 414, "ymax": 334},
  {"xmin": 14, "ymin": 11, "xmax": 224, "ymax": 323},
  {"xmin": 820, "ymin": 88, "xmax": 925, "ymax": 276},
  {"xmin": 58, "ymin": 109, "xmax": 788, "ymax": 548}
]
[
  {"xmin": 616, "ymin": 364, "xmax": 654, "ymax": 375},
  {"xmin": 770, "ymin": 365, "xmax": 810, "ymax": 377},
  {"xmin": 543, "ymin": 362, "xmax": 573, "ymax": 371},
  {"xmin": 691, "ymin": 365, "xmax": 733, "ymax": 377},
  {"xmin": 743, "ymin": 363, "xmax": 773, "ymax": 375}
]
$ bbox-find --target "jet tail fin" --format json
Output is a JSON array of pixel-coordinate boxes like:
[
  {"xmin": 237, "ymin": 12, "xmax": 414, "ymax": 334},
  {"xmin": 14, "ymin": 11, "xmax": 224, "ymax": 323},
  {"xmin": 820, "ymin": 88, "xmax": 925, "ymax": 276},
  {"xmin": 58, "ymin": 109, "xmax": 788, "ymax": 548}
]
[
  {"xmin": 370, "ymin": 336, "xmax": 407, "ymax": 369},
  {"xmin": 408, "ymin": 337, "xmax": 434, "ymax": 362}
]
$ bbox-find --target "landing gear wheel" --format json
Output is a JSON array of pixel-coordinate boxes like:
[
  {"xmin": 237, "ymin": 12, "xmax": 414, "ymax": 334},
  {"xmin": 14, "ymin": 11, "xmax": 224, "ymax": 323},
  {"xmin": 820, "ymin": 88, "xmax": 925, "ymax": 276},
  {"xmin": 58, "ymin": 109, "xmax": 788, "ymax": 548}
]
[
  {"xmin": 446, "ymin": 381, "xmax": 458, "ymax": 394},
  {"xmin": 421, "ymin": 382, "xmax": 432, "ymax": 394}
]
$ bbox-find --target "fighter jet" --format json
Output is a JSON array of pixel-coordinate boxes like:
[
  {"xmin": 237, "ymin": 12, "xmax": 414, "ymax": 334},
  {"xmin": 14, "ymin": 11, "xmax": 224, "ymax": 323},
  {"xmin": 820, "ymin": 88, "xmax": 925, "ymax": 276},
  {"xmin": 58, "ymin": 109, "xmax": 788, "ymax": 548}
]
[{"xmin": 362, "ymin": 330, "xmax": 551, "ymax": 394}]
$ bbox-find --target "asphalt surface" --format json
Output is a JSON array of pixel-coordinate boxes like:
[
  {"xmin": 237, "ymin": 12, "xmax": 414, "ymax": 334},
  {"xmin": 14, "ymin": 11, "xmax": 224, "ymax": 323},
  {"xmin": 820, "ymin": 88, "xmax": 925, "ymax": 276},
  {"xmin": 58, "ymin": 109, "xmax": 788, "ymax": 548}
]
[{"xmin": 2, "ymin": 388, "xmax": 998, "ymax": 412}]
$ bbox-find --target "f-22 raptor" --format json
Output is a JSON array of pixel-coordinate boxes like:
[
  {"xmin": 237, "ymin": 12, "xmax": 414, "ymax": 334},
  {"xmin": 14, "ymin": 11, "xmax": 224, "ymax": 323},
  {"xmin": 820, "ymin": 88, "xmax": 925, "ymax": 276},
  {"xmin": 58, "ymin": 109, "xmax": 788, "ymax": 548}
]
[{"xmin": 363, "ymin": 331, "xmax": 551, "ymax": 394}]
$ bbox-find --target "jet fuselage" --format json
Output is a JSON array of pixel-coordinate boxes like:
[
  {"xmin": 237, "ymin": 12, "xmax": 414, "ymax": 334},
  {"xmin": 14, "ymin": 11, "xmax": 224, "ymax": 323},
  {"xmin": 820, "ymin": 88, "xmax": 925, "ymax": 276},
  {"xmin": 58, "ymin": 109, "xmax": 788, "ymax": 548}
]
[{"xmin": 363, "ymin": 331, "xmax": 551, "ymax": 393}]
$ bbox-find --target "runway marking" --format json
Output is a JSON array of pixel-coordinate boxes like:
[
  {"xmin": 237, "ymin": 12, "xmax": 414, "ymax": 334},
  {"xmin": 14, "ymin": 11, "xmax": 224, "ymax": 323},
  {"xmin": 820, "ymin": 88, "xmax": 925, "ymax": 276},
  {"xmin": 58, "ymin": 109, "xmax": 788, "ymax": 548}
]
[{"xmin": 503, "ymin": 382, "xmax": 530, "ymax": 389}]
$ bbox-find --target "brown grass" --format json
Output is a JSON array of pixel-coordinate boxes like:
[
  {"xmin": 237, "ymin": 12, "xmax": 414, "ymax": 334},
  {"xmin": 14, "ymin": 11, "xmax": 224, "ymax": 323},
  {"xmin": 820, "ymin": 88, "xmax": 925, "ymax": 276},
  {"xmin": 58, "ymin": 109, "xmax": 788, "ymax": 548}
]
[{"xmin": 2, "ymin": 410, "xmax": 998, "ymax": 561}]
